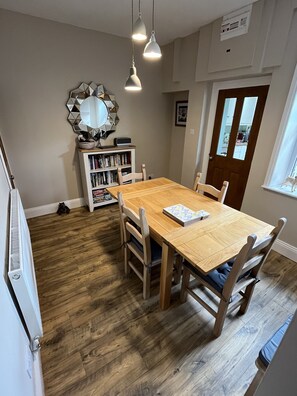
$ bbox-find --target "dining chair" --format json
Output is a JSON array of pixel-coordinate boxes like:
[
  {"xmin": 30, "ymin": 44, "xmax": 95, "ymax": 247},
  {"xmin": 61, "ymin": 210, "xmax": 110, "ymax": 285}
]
[
  {"xmin": 245, "ymin": 314, "xmax": 293, "ymax": 395},
  {"xmin": 180, "ymin": 217, "xmax": 287, "ymax": 337},
  {"xmin": 122, "ymin": 203, "xmax": 182, "ymax": 299},
  {"xmin": 117, "ymin": 163, "xmax": 146, "ymax": 185},
  {"xmin": 193, "ymin": 172, "xmax": 229, "ymax": 203}
]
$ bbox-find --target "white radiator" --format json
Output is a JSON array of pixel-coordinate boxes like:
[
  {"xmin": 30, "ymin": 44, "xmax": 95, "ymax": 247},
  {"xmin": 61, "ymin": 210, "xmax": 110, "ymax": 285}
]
[{"xmin": 8, "ymin": 189, "xmax": 43, "ymax": 346}]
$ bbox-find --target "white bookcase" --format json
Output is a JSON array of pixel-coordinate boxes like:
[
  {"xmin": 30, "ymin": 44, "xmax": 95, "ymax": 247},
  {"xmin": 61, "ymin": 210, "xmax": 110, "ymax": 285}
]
[{"xmin": 78, "ymin": 146, "xmax": 136, "ymax": 212}]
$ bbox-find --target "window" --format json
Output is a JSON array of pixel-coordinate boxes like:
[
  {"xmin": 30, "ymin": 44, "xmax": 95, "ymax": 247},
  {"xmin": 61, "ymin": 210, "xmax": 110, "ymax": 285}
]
[
  {"xmin": 233, "ymin": 96, "xmax": 258, "ymax": 161},
  {"xmin": 264, "ymin": 64, "xmax": 297, "ymax": 197},
  {"xmin": 216, "ymin": 97, "xmax": 236, "ymax": 156}
]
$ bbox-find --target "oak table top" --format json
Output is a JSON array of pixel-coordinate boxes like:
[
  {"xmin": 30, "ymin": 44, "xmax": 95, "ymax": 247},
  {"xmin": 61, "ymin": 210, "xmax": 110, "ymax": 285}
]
[{"xmin": 107, "ymin": 178, "xmax": 273, "ymax": 309}]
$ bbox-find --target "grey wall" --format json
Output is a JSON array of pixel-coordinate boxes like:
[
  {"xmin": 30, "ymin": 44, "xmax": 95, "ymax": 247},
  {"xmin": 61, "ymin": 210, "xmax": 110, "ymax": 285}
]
[
  {"xmin": 241, "ymin": 10, "xmax": 297, "ymax": 248},
  {"xmin": 0, "ymin": 9, "xmax": 171, "ymax": 209},
  {"xmin": 167, "ymin": 91, "xmax": 188, "ymax": 183},
  {"xmin": 162, "ymin": 0, "xmax": 297, "ymax": 249}
]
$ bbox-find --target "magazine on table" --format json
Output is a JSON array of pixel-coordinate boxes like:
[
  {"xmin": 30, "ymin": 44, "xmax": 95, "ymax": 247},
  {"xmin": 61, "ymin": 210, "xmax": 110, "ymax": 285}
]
[{"xmin": 163, "ymin": 204, "xmax": 210, "ymax": 226}]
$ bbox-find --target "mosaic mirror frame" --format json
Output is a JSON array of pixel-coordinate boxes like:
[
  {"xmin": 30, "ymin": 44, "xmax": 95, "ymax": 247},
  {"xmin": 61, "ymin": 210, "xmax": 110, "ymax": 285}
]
[{"xmin": 66, "ymin": 82, "xmax": 119, "ymax": 140}]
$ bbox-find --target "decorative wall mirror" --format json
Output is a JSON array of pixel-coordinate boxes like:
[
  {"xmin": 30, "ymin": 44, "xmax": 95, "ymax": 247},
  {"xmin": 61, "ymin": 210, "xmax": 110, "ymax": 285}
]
[{"xmin": 66, "ymin": 82, "xmax": 119, "ymax": 141}]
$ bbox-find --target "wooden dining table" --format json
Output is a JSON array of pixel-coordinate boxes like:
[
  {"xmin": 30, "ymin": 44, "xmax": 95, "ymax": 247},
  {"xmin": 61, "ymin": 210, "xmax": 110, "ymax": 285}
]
[{"xmin": 107, "ymin": 178, "xmax": 274, "ymax": 310}]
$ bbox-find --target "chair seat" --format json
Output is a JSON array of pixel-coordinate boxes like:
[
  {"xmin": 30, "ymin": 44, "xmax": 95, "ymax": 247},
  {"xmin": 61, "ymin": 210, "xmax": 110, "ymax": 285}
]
[
  {"xmin": 130, "ymin": 235, "xmax": 162, "ymax": 262},
  {"xmin": 258, "ymin": 315, "xmax": 293, "ymax": 367},
  {"xmin": 184, "ymin": 258, "xmax": 250, "ymax": 293}
]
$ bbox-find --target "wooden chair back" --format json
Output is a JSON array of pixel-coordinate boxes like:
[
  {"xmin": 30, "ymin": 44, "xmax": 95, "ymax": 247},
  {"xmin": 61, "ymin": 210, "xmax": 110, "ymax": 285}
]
[
  {"xmin": 118, "ymin": 164, "xmax": 146, "ymax": 185},
  {"xmin": 193, "ymin": 172, "xmax": 229, "ymax": 203},
  {"xmin": 222, "ymin": 218, "xmax": 286, "ymax": 302},
  {"xmin": 122, "ymin": 205, "xmax": 152, "ymax": 266},
  {"xmin": 121, "ymin": 203, "xmax": 182, "ymax": 298},
  {"xmin": 122, "ymin": 204, "xmax": 161, "ymax": 299},
  {"xmin": 181, "ymin": 217, "xmax": 287, "ymax": 337}
]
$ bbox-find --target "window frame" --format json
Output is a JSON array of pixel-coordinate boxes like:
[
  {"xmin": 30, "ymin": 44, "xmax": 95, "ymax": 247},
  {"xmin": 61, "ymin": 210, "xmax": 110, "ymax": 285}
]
[{"xmin": 263, "ymin": 63, "xmax": 297, "ymax": 198}]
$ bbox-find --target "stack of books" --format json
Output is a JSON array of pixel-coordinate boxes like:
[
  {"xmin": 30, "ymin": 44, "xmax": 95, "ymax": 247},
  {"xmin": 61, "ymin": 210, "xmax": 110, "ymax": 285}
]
[{"xmin": 92, "ymin": 188, "xmax": 112, "ymax": 203}]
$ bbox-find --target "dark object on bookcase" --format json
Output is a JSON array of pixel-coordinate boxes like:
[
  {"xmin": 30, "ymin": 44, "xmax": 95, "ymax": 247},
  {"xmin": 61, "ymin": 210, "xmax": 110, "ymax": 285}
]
[
  {"xmin": 114, "ymin": 137, "xmax": 131, "ymax": 146},
  {"xmin": 57, "ymin": 202, "xmax": 70, "ymax": 215}
]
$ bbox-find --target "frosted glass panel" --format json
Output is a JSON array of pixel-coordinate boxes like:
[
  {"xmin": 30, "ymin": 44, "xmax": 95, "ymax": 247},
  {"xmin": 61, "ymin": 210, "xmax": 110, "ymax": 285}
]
[
  {"xmin": 233, "ymin": 97, "xmax": 258, "ymax": 160},
  {"xmin": 216, "ymin": 98, "xmax": 237, "ymax": 156}
]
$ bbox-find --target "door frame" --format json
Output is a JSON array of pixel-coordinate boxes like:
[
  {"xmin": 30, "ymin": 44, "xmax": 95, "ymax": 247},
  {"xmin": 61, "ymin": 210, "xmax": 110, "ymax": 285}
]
[{"xmin": 200, "ymin": 76, "xmax": 271, "ymax": 185}]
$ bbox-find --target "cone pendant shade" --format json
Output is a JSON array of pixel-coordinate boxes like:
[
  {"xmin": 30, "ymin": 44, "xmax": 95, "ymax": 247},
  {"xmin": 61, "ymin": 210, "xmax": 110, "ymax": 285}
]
[
  {"xmin": 132, "ymin": 15, "xmax": 147, "ymax": 41},
  {"xmin": 125, "ymin": 61, "xmax": 142, "ymax": 91},
  {"xmin": 143, "ymin": 31, "xmax": 162, "ymax": 59}
]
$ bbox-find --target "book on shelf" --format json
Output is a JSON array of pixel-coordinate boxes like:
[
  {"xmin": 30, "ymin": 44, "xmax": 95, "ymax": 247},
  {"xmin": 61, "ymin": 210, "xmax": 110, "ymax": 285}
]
[
  {"xmin": 163, "ymin": 204, "xmax": 209, "ymax": 226},
  {"xmin": 92, "ymin": 188, "xmax": 112, "ymax": 203}
]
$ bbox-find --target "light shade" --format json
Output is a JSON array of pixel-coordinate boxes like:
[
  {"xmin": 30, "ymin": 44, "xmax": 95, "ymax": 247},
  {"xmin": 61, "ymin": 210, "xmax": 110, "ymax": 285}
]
[
  {"xmin": 143, "ymin": 31, "xmax": 162, "ymax": 59},
  {"xmin": 132, "ymin": 15, "xmax": 147, "ymax": 41},
  {"xmin": 125, "ymin": 64, "xmax": 142, "ymax": 91}
]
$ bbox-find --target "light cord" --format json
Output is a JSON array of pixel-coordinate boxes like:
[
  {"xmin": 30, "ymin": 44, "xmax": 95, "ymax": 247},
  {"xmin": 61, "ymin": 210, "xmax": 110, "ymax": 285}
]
[{"xmin": 152, "ymin": 0, "xmax": 155, "ymax": 32}]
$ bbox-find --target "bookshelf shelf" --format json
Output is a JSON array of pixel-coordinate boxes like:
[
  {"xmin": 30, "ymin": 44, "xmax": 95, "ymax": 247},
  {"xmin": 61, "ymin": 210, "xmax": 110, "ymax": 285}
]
[{"xmin": 78, "ymin": 146, "xmax": 136, "ymax": 212}]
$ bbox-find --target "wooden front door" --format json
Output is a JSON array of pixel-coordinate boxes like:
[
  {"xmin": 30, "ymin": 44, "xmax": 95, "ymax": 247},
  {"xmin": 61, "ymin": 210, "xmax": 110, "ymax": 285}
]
[{"xmin": 206, "ymin": 85, "xmax": 269, "ymax": 210}]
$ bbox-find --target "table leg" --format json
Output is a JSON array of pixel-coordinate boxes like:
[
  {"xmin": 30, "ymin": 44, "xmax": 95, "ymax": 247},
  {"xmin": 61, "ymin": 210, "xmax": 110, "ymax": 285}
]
[{"xmin": 160, "ymin": 242, "xmax": 175, "ymax": 310}]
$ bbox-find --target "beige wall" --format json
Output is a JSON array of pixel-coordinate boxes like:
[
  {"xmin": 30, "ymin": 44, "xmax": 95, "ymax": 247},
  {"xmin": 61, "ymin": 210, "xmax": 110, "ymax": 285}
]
[
  {"xmin": 241, "ymin": 10, "xmax": 297, "ymax": 247},
  {"xmin": 167, "ymin": 91, "xmax": 188, "ymax": 183},
  {"xmin": 0, "ymin": 9, "xmax": 171, "ymax": 208},
  {"xmin": 162, "ymin": 0, "xmax": 297, "ymax": 249}
]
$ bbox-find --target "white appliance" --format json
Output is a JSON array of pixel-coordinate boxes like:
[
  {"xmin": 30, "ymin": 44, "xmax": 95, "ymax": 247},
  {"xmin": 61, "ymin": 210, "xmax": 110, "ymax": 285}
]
[{"xmin": 0, "ymin": 152, "xmax": 44, "ymax": 395}]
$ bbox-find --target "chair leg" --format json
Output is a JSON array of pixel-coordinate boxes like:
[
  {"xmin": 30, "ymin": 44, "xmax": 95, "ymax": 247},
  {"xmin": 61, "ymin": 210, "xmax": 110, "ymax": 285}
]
[
  {"xmin": 119, "ymin": 222, "xmax": 123, "ymax": 245},
  {"xmin": 213, "ymin": 299, "xmax": 229, "ymax": 337},
  {"xmin": 244, "ymin": 368, "xmax": 265, "ymax": 396},
  {"xmin": 143, "ymin": 266, "xmax": 151, "ymax": 300},
  {"xmin": 124, "ymin": 246, "xmax": 131, "ymax": 275},
  {"xmin": 180, "ymin": 267, "xmax": 190, "ymax": 303},
  {"xmin": 239, "ymin": 282, "xmax": 256, "ymax": 315},
  {"xmin": 173, "ymin": 255, "xmax": 183, "ymax": 284}
]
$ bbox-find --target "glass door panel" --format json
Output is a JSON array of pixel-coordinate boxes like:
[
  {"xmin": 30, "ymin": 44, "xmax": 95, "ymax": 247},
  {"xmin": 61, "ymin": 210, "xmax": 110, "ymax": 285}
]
[
  {"xmin": 233, "ymin": 97, "xmax": 258, "ymax": 160},
  {"xmin": 216, "ymin": 98, "xmax": 237, "ymax": 157}
]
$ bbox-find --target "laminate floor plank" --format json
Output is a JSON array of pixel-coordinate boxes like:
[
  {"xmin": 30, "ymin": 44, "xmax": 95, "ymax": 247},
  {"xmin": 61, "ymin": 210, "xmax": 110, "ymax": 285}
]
[{"xmin": 27, "ymin": 205, "xmax": 297, "ymax": 396}]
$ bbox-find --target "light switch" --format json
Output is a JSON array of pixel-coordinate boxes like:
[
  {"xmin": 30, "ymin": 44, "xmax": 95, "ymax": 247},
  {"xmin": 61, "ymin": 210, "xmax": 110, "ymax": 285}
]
[{"xmin": 190, "ymin": 129, "xmax": 195, "ymax": 135}]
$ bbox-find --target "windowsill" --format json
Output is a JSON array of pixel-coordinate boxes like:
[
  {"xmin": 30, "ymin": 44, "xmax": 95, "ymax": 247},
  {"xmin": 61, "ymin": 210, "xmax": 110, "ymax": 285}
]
[{"xmin": 262, "ymin": 184, "xmax": 297, "ymax": 200}]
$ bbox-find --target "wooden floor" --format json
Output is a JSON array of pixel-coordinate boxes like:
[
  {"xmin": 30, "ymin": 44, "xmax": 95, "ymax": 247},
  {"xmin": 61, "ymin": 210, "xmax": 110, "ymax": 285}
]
[{"xmin": 28, "ymin": 205, "xmax": 296, "ymax": 396}]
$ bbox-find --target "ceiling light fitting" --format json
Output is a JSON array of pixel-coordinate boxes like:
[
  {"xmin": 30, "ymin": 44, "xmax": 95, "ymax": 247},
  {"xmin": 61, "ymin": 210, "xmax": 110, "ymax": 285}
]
[
  {"xmin": 125, "ymin": 0, "xmax": 142, "ymax": 91},
  {"xmin": 143, "ymin": 0, "xmax": 162, "ymax": 59},
  {"xmin": 132, "ymin": 0, "xmax": 147, "ymax": 41},
  {"xmin": 125, "ymin": 57, "xmax": 142, "ymax": 91}
]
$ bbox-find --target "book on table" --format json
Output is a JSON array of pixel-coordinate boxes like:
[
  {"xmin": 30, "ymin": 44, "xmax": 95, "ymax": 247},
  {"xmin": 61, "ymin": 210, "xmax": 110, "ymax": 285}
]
[{"xmin": 163, "ymin": 204, "xmax": 210, "ymax": 226}]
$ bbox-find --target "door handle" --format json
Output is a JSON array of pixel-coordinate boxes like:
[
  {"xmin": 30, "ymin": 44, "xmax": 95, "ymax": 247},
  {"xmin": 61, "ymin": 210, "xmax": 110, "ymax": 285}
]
[{"xmin": 209, "ymin": 155, "xmax": 213, "ymax": 160}]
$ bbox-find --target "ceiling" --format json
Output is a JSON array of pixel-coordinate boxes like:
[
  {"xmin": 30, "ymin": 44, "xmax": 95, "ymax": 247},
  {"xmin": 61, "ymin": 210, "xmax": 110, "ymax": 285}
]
[{"xmin": 0, "ymin": 0, "xmax": 258, "ymax": 45}]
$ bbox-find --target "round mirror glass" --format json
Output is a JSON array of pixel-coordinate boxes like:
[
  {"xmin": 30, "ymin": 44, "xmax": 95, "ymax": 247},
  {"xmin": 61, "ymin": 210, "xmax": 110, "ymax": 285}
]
[{"xmin": 80, "ymin": 97, "xmax": 108, "ymax": 129}]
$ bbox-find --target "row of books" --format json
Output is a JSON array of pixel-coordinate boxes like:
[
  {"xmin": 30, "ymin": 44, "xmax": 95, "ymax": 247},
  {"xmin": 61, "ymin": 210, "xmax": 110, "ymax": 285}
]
[
  {"xmin": 90, "ymin": 171, "xmax": 118, "ymax": 188},
  {"xmin": 92, "ymin": 188, "xmax": 112, "ymax": 204},
  {"xmin": 89, "ymin": 153, "xmax": 131, "ymax": 170}
]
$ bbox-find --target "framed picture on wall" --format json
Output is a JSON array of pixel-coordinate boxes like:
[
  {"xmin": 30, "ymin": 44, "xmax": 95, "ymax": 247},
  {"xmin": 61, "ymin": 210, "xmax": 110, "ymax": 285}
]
[{"xmin": 175, "ymin": 101, "xmax": 188, "ymax": 126}]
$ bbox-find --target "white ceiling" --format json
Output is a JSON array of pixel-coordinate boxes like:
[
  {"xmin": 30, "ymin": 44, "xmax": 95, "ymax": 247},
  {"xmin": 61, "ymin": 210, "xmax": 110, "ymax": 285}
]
[{"xmin": 0, "ymin": 0, "xmax": 258, "ymax": 45}]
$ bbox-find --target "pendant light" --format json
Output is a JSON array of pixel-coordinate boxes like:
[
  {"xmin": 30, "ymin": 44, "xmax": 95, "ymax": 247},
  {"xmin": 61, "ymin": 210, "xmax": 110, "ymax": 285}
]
[
  {"xmin": 125, "ymin": 55, "xmax": 142, "ymax": 91},
  {"xmin": 125, "ymin": 0, "xmax": 142, "ymax": 91},
  {"xmin": 132, "ymin": 0, "xmax": 147, "ymax": 41},
  {"xmin": 143, "ymin": 0, "xmax": 162, "ymax": 59}
]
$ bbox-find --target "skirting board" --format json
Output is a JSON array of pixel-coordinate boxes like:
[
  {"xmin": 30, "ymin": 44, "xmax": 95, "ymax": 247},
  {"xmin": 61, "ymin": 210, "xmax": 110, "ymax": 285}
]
[
  {"xmin": 24, "ymin": 200, "xmax": 297, "ymax": 263},
  {"xmin": 273, "ymin": 240, "xmax": 297, "ymax": 263},
  {"xmin": 25, "ymin": 198, "xmax": 84, "ymax": 219}
]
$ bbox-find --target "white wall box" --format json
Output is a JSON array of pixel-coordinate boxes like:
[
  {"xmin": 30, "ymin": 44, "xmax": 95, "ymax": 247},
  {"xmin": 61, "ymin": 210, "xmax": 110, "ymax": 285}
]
[
  {"xmin": 78, "ymin": 146, "xmax": 135, "ymax": 212},
  {"xmin": 195, "ymin": 0, "xmax": 295, "ymax": 82}
]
